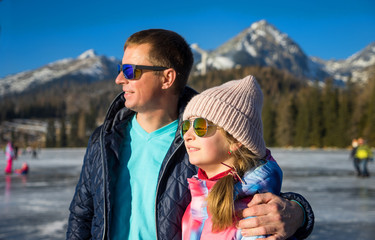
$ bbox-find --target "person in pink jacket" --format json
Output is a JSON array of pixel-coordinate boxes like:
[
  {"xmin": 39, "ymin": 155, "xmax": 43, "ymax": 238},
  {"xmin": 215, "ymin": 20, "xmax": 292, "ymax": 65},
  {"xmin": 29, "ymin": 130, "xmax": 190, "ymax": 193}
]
[
  {"xmin": 4, "ymin": 141, "xmax": 15, "ymax": 174},
  {"xmin": 181, "ymin": 76, "xmax": 295, "ymax": 239}
]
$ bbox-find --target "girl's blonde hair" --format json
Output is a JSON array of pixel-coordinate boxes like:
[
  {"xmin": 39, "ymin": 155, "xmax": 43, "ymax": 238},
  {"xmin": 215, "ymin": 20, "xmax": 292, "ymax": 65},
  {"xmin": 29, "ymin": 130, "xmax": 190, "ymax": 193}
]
[{"xmin": 206, "ymin": 130, "xmax": 262, "ymax": 232}]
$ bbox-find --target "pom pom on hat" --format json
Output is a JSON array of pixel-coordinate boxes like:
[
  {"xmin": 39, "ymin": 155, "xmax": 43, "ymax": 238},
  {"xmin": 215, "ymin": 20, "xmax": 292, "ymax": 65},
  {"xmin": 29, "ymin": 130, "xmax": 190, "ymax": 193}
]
[{"xmin": 183, "ymin": 75, "xmax": 266, "ymax": 158}]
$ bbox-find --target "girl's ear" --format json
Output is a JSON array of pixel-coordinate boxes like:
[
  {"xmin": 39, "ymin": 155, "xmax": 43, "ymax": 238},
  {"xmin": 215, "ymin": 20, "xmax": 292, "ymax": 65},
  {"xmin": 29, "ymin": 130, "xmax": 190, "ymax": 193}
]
[
  {"xmin": 230, "ymin": 142, "xmax": 242, "ymax": 152},
  {"xmin": 161, "ymin": 68, "xmax": 176, "ymax": 90}
]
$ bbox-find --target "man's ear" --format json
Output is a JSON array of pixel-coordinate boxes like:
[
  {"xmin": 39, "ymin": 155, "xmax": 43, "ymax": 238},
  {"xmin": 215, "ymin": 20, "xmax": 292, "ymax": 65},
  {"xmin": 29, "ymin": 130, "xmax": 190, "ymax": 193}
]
[{"xmin": 161, "ymin": 68, "xmax": 176, "ymax": 90}]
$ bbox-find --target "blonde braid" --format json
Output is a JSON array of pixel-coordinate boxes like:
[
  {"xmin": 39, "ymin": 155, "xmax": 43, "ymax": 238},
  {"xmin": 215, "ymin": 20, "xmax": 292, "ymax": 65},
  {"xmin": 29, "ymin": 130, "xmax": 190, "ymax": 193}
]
[{"xmin": 207, "ymin": 130, "xmax": 262, "ymax": 232}]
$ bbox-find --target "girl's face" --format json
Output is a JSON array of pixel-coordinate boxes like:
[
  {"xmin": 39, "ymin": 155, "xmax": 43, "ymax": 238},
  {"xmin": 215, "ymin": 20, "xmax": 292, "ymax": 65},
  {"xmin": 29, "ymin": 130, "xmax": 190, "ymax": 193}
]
[{"xmin": 183, "ymin": 117, "xmax": 235, "ymax": 178}]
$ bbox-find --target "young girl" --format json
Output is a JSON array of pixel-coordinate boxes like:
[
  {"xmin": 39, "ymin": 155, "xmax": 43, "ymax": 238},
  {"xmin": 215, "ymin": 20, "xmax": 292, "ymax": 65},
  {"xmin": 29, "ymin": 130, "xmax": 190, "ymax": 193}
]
[{"xmin": 181, "ymin": 75, "xmax": 283, "ymax": 239}]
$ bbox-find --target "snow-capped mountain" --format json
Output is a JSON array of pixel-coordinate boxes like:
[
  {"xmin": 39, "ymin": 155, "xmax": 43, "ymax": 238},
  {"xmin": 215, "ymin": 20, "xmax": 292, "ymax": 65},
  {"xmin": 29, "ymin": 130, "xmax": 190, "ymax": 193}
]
[
  {"xmin": 1, "ymin": 20, "xmax": 374, "ymax": 98},
  {"xmin": 0, "ymin": 49, "xmax": 118, "ymax": 97},
  {"xmin": 193, "ymin": 20, "xmax": 375, "ymax": 84},
  {"xmin": 314, "ymin": 42, "xmax": 375, "ymax": 83}
]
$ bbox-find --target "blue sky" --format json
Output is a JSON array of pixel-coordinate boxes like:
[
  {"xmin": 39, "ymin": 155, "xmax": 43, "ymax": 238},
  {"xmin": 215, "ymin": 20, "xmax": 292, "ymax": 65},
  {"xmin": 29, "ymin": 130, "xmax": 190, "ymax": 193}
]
[{"xmin": 0, "ymin": 0, "xmax": 374, "ymax": 78}]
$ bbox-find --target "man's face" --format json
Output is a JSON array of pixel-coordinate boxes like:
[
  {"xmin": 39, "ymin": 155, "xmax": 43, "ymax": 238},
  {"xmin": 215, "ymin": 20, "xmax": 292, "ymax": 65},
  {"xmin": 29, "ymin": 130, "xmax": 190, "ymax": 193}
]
[{"xmin": 115, "ymin": 43, "xmax": 164, "ymax": 113}]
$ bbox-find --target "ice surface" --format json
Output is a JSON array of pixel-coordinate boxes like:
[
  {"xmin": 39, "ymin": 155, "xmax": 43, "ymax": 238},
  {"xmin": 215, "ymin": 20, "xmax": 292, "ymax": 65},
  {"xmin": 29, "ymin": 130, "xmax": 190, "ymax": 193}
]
[
  {"xmin": 0, "ymin": 148, "xmax": 374, "ymax": 239},
  {"xmin": 0, "ymin": 149, "xmax": 84, "ymax": 240},
  {"xmin": 272, "ymin": 148, "xmax": 375, "ymax": 239}
]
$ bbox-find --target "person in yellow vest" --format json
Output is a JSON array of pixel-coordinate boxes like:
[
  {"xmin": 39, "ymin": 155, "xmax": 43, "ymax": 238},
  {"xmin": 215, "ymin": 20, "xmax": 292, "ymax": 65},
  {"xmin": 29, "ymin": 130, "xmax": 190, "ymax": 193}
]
[{"xmin": 354, "ymin": 138, "xmax": 373, "ymax": 177}]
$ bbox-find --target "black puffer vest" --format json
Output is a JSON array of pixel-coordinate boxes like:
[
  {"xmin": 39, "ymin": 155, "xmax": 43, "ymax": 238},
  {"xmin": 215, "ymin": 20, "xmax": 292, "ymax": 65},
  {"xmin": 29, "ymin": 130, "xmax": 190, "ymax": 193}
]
[{"xmin": 67, "ymin": 87, "xmax": 198, "ymax": 240}]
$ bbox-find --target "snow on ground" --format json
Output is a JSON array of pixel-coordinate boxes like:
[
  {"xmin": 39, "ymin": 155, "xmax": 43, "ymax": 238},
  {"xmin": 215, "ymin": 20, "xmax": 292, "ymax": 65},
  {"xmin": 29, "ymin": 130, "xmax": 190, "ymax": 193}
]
[{"xmin": 0, "ymin": 148, "xmax": 374, "ymax": 239}]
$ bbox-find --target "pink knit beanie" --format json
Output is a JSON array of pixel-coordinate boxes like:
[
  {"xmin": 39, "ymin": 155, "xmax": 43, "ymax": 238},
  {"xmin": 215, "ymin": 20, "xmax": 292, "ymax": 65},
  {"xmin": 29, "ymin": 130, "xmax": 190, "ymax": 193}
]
[{"xmin": 183, "ymin": 75, "xmax": 266, "ymax": 158}]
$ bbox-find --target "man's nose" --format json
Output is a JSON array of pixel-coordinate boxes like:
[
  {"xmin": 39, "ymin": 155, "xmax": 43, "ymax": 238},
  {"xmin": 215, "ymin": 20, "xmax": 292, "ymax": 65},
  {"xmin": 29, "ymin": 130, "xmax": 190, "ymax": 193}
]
[{"xmin": 115, "ymin": 72, "xmax": 128, "ymax": 85}]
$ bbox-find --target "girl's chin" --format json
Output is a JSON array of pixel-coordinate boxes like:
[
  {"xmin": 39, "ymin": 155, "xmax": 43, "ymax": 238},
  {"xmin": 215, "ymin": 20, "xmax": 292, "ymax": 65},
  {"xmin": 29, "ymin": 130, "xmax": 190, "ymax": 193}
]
[{"xmin": 188, "ymin": 159, "xmax": 200, "ymax": 166}]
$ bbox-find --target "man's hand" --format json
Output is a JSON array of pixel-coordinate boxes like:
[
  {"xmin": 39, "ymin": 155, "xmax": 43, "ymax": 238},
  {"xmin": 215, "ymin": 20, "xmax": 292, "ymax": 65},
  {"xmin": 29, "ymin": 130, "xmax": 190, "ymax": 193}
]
[{"xmin": 238, "ymin": 192, "xmax": 304, "ymax": 240}]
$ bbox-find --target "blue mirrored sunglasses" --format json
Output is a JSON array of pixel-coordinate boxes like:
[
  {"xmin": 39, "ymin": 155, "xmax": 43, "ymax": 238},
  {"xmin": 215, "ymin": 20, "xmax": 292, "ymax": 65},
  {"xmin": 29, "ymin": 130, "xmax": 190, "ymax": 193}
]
[{"xmin": 117, "ymin": 64, "xmax": 168, "ymax": 80}]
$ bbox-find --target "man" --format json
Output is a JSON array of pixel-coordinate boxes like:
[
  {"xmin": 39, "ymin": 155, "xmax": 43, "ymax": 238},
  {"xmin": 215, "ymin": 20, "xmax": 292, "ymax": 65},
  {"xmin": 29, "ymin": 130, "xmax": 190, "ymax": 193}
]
[
  {"xmin": 354, "ymin": 138, "xmax": 373, "ymax": 177},
  {"xmin": 67, "ymin": 29, "xmax": 314, "ymax": 240}
]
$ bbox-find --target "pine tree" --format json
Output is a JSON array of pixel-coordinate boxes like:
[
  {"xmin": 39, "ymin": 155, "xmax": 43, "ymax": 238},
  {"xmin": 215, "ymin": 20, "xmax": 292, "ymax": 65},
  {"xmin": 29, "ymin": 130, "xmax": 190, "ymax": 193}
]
[
  {"xmin": 336, "ymin": 89, "xmax": 351, "ymax": 148},
  {"xmin": 59, "ymin": 117, "xmax": 68, "ymax": 147},
  {"xmin": 346, "ymin": 78, "xmax": 359, "ymax": 140},
  {"xmin": 78, "ymin": 112, "xmax": 86, "ymax": 141},
  {"xmin": 364, "ymin": 78, "xmax": 375, "ymax": 146},
  {"xmin": 69, "ymin": 114, "xmax": 79, "ymax": 147},
  {"xmin": 294, "ymin": 88, "xmax": 311, "ymax": 147},
  {"xmin": 308, "ymin": 83, "xmax": 323, "ymax": 148},
  {"xmin": 275, "ymin": 95, "xmax": 296, "ymax": 147},
  {"xmin": 262, "ymin": 98, "xmax": 276, "ymax": 146},
  {"xmin": 46, "ymin": 119, "xmax": 57, "ymax": 148},
  {"xmin": 322, "ymin": 78, "xmax": 339, "ymax": 147}
]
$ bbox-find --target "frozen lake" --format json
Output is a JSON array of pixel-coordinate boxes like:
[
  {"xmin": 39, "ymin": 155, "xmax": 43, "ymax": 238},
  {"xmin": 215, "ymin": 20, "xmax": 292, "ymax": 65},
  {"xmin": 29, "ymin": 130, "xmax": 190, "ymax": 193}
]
[{"xmin": 0, "ymin": 148, "xmax": 374, "ymax": 239}]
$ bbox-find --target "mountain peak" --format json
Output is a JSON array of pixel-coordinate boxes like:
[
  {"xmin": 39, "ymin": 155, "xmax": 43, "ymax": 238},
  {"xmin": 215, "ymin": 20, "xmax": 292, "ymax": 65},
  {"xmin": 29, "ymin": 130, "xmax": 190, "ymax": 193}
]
[
  {"xmin": 210, "ymin": 19, "xmax": 306, "ymax": 72},
  {"xmin": 78, "ymin": 49, "xmax": 97, "ymax": 60},
  {"xmin": 346, "ymin": 41, "xmax": 375, "ymax": 65},
  {"xmin": 0, "ymin": 49, "xmax": 118, "ymax": 97},
  {"xmin": 250, "ymin": 19, "xmax": 270, "ymax": 29},
  {"xmin": 247, "ymin": 20, "xmax": 286, "ymax": 44}
]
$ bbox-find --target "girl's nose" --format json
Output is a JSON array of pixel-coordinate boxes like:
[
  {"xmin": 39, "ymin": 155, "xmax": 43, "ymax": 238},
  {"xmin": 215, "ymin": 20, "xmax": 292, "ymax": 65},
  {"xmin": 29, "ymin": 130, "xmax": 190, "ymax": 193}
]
[{"xmin": 183, "ymin": 126, "xmax": 195, "ymax": 142}]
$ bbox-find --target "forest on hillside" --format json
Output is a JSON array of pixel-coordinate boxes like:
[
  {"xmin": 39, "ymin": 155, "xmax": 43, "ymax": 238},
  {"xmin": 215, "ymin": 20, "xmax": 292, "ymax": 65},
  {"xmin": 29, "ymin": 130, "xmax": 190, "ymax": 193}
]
[
  {"xmin": 190, "ymin": 66, "xmax": 375, "ymax": 148},
  {"xmin": 1, "ymin": 65, "xmax": 374, "ymax": 148}
]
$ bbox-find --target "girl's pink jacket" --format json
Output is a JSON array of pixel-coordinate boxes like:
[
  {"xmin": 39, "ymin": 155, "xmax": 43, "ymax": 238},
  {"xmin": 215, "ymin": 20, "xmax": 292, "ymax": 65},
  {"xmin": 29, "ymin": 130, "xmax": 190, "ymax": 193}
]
[{"xmin": 182, "ymin": 150, "xmax": 282, "ymax": 240}]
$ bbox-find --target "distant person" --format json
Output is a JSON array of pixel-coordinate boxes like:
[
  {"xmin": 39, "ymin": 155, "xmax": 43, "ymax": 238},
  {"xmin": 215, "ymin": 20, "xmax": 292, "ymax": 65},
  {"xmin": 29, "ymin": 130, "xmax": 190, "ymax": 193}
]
[
  {"xmin": 67, "ymin": 29, "xmax": 314, "ymax": 240},
  {"xmin": 4, "ymin": 141, "xmax": 15, "ymax": 174},
  {"xmin": 26, "ymin": 146, "xmax": 32, "ymax": 155},
  {"xmin": 354, "ymin": 138, "xmax": 373, "ymax": 177},
  {"xmin": 350, "ymin": 138, "xmax": 360, "ymax": 176},
  {"xmin": 181, "ymin": 76, "xmax": 285, "ymax": 239},
  {"xmin": 32, "ymin": 148, "xmax": 38, "ymax": 159},
  {"xmin": 14, "ymin": 145, "xmax": 19, "ymax": 160},
  {"xmin": 15, "ymin": 162, "xmax": 29, "ymax": 175}
]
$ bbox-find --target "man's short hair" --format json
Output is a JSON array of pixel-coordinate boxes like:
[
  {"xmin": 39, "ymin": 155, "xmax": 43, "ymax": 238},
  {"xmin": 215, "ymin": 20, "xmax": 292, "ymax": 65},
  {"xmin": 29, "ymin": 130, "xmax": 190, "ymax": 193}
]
[{"xmin": 124, "ymin": 29, "xmax": 193, "ymax": 93}]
